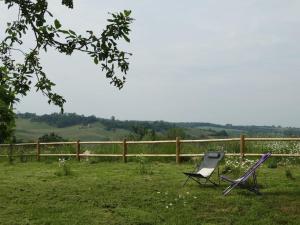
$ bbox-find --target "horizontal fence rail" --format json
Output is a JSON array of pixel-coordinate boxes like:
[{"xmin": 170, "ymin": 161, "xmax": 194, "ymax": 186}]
[{"xmin": 1, "ymin": 135, "xmax": 300, "ymax": 163}]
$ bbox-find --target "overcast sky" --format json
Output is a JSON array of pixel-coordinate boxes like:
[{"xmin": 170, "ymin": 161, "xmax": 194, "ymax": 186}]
[{"xmin": 1, "ymin": 0, "xmax": 300, "ymax": 127}]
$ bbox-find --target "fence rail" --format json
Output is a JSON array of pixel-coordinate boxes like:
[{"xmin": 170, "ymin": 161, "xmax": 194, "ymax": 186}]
[{"xmin": 1, "ymin": 135, "xmax": 300, "ymax": 163}]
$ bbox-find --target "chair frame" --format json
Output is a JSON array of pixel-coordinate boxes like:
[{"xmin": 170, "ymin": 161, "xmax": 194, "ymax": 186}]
[
  {"xmin": 183, "ymin": 151, "xmax": 224, "ymax": 187},
  {"xmin": 183, "ymin": 167, "xmax": 220, "ymax": 186},
  {"xmin": 221, "ymin": 152, "xmax": 271, "ymax": 196},
  {"xmin": 222, "ymin": 171, "xmax": 260, "ymax": 195}
]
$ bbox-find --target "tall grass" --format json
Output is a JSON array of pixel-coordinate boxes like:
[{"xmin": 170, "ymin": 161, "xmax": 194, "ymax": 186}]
[{"xmin": 1, "ymin": 140, "xmax": 300, "ymax": 164}]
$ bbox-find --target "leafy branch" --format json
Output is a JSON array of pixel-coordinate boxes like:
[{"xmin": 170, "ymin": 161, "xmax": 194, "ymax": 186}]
[{"xmin": 0, "ymin": 0, "xmax": 133, "ymax": 112}]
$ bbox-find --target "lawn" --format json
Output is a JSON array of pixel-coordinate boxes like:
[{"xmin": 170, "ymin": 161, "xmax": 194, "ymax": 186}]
[{"xmin": 0, "ymin": 160, "xmax": 299, "ymax": 225}]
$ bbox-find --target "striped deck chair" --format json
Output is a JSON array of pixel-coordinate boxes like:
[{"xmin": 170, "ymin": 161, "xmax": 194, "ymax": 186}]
[{"xmin": 221, "ymin": 152, "xmax": 272, "ymax": 196}]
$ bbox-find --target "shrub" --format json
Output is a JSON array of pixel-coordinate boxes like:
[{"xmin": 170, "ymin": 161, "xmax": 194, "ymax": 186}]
[
  {"xmin": 268, "ymin": 158, "xmax": 278, "ymax": 169},
  {"xmin": 55, "ymin": 158, "xmax": 72, "ymax": 176},
  {"xmin": 136, "ymin": 154, "xmax": 153, "ymax": 175},
  {"xmin": 285, "ymin": 169, "xmax": 295, "ymax": 180},
  {"xmin": 39, "ymin": 132, "xmax": 67, "ymax": 142},
  {"xmin": 267, "ymin": 142, "xmax": 300, "ymax": 166}
]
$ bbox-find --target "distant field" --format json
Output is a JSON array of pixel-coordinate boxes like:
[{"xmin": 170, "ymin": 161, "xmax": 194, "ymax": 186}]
[
  {"xmin": 14, "ymin": 114, "xmax": 300, "ymax": 143},
  {"xmin": 0, "ymin": 161, "xmax": 299, "ymax": 225},
  {"xmin": 15, "ymin": 118, "xmax": 130, "ymax": 142},
  {"xmin": 14, "ymin": 118, "xmax": 227, "ymax": 142},
  {"xmin": 195, "ymin": 126, "xmax": 244, "ymax": 136}
]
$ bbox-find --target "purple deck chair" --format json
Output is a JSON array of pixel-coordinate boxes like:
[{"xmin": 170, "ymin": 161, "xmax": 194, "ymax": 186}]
[{"xmin": 221, "ymin": 152, "xmax": 271, "ymax": 196}]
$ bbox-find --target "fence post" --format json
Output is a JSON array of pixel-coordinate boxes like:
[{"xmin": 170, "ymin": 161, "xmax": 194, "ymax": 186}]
[
  {"xmin": 240, "ymin": 134, "xmax": 245, "ymax": 163},
  {"xmin": 76, "ymin": 140, "xmax": 81, "ymax": 161},
  {"xmin": 9, "ymin": 143, "xmax": 13, "ymax": 163},
  {"xmin": 123, "ymin": 139, "xmax": 127, "ymax": 163},
  {"xmin": 36, "ymin": 140, "xmax": 40, "ymax": 161},
  {"xmin": 176, "ymin": 137, "xmax": 181, "ymax": 164}
]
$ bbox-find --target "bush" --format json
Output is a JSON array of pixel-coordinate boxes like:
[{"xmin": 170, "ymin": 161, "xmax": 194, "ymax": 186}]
[
  {"xmin": 136, "ymin": 154, "xmax": 153, "ymax": 175},
  {"xmin": 54, "ymin": 158, "xmax": 72, "ymax": 176},
  {"xmin": 268, "ymin": 158, "xmax": 278, "ymax": 169},
  {"xmin": 39, "ymin": 132, "xmax": 67, "ymax": 142},
  {"xmin": 285, "ymin": 169, "xmax": 295, "ymax": 180}
]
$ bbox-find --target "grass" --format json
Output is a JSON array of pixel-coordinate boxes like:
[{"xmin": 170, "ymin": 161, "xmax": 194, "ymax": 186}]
[{"xmin": 0, "ymin": 160, "xmax": 299, "ymax": 225}]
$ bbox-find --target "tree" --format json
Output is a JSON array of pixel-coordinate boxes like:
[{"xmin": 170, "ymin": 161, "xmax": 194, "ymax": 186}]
[
  {"xmin": 0, "ymin": 85, "xmax": 15, "ymax": 143},
  {"xmin": 38, "ymin": 132, "xmax": 67, "ymax": 142},
  {"xmin": 0, "ymin": 0, "xmax": 133, "ymax": 142},
  {"xmin": 166, "ymin": 128, "xmax": 186, "ymax": 139}
]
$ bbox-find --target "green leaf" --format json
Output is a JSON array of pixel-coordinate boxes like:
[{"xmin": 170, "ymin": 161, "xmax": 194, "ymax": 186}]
[
  {"xmin": 54, "ymin": 19, "xmax": 61, "ymax": 29},
  {"xmin": 62, "ymin": 0, "xmax": 73, "ymax": 8},
  {"xmin": 123, "ymin": 35, "xmax": 130, "ymax": 42},
  {"xmin": 94, "ymin": 57, "xmax": 98, "ymax": 65},
  {"xmin": 58, "ymin": 29, "xmax": 69, "ymax": 34},
  {"xmin": 124, "ymin": 10, "xmax": 131, "ymax": 17},
  {"xmin": 69, "ymin": 30, "xmax": 76, "ymax": 35}
]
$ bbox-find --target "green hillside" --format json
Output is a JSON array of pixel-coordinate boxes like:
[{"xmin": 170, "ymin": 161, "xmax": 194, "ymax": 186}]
[
  {"xmin": 13, "ymin": 112, "xmax": 300, "ymax": 143},
  {"xmin": 15, "ymin": 118, "xmax": 130, "ymax": 142}
]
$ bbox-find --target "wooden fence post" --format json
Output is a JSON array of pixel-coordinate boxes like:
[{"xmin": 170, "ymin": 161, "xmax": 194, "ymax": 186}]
[
  {"xmin": 123, "ymin": 139, "xmax": 127, "ymax": 163},
  {"xmin": 9, "ymin": 143, "xmax": 13, "ymax": 163},
  {"xmin": 176, "ymin": 137, "xmax": 181, "ymax": 164},
  {"xmin": 36, "ymin": 140, "xmax": 40, "ymax": 161},
  {"xmin": 240, "ymin": 134, "xmax": 245, "ymax": 163},
  {"xmin": 76, "ymin": 140, "xmax": 81, "ymax": 161}
]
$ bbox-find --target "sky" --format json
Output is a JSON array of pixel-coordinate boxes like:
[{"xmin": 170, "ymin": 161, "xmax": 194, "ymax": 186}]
[{"xmin": 1, "ymin": 0, "xmax": 300, "ymax": 127}]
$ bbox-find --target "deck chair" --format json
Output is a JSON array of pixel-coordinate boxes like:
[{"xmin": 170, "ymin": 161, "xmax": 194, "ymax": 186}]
[
  {"xmin": 221, "ymin": 152, "xmax": 271, "ymax": 196},
  {"xmin": 183, "ymin": 151, "xmax": 225, "ymax": 186}
]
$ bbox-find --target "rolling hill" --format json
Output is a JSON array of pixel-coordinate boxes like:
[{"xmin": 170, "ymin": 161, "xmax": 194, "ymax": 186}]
[{"xmin": 13, "ymin": 113, "xmax": 300, "ymax": 142}]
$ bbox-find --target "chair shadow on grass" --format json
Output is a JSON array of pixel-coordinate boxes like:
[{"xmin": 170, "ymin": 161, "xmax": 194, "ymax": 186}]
[
  {"xmin": 182, "ymin": 179, "xmax": 282, "ymax": 196},
  {"xmin": 262, "ymin": 189, "xmax": 300, "ymax": 197}
]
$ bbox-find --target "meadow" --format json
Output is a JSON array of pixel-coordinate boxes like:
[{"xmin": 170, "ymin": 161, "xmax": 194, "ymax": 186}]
[
  {"xmin": 15, "ymin": 118, "xmax": 130, "ymax": 142},
  {"xmin": 0, "ymin": 157, "xmax": 299, "ymax": 225}
]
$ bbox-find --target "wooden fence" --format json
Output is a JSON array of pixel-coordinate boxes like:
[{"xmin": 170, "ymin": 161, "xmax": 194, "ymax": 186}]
[{"xmin": 1, "ymin": 135, "xmax": 300, "ymax": 163}]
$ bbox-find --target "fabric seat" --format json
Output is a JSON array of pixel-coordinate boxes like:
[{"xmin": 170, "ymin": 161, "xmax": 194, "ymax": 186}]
[
  {"xmin": 183, "ymin": 151, "xmax": 225, "ymax": 186},
  {"xmin": 221, "ymin": 152, "xmax": 272, "ymax": 196}
]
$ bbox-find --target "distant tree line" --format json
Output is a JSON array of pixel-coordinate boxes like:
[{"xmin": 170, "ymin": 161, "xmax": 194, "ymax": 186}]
[
  {"xmin": 17, "ymin": 113, "xmax": 176, "ymax": 131},
  {"xmin": 177, "ymin": 122, "xmax": 300, "ymax": 137},
  {"xmin": 283, "ymin": 128, "xmax": 300, "ymax": 137},
  {"xmin": 99, "ymin": 118, "xmax": 175, "ymax": 132},
  {"xmin": 18, "ymin": 113, "xmax": 97, "ymax": 128}
]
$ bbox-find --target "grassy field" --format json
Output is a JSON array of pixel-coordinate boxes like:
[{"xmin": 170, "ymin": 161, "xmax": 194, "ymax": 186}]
[
  {"xmin": 14, "ymin": 118, "xmax": 244, "ymax": 142},
  {"xmin": 15, "ymin": 118, "xmax": 130, "ymax": 141},
  {"xmin": 0, "ymin": 160, "xmax": 299, "ymax": 225}
]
